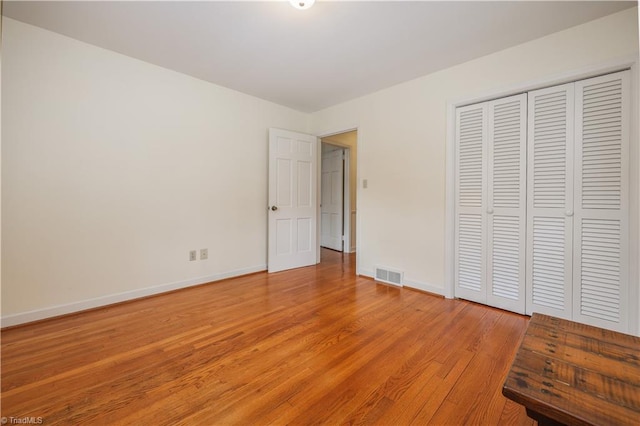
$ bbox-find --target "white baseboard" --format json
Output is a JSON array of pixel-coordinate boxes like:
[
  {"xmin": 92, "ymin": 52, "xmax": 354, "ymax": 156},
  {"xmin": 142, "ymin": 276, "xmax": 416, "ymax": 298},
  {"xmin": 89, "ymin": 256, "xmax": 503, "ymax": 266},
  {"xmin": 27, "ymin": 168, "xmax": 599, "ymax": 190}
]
[
  {"xmin": 402, "ymin": 278, "xmax": 445, "ymax": 296},
  {"xmin": 358, "ymin": 268, "xmax": 444, "ymax": 296},
  {"xmin": 1, "ymin": 264, "xmax": 266, "ymax": 328},
  {"xmin": 359, "ymin": 268, "xmax": 375, "ymax": 279}
]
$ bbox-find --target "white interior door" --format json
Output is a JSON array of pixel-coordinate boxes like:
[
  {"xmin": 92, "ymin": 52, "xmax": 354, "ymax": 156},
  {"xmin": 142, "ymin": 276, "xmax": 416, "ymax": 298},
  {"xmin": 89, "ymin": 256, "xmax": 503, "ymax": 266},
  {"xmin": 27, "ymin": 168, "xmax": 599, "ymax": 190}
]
[
  {"xmin": 572, "ymin": 70, "xmax": 630, "ymax": 332},
  {"xmin": 268, "ymin": 128, "xmax": 318, "ymax": 273},
  {"xmin": 526, "ymin": 83, "xmax": 575, "ymax": 319},
  {"xmin": 454, "ymin": 103, "xmax": 488, "ymax": 304},
  {"xmin": 321, "ymin": 148, "xmax": 344, "ymax": 251},
  {"xmin": 486, "ymin": 94, "xmax": 527, "ymax": 314},
  {"xmin": 455, "ymin": 94, "xmax": 526, "ymax": 314}
]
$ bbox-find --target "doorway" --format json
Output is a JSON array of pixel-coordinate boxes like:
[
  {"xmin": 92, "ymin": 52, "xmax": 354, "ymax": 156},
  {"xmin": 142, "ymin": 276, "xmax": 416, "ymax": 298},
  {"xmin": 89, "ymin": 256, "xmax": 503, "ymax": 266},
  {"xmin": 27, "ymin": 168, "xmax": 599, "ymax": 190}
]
[
  {"xmin": 320, "ymin": 144, "xmax": 345, "ymax": 251},
  {"xmin": 320, "ymin": 130, "xmax": 357, "ymax": 254}
]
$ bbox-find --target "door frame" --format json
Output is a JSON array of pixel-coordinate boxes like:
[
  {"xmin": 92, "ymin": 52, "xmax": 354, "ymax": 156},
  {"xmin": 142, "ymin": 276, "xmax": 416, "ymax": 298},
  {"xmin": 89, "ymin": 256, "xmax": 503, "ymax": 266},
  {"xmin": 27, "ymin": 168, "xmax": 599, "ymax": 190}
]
[
  {"xmin": 316, "ymin": 128, "xmax": 359, "ymax": 269},
  {"xmin": 320, "ymin": 142, "xmax": 351, "ymax": 253},
  {"xmin": 444, "ymin": 57, "xmax": 639, "ymax": 334}
]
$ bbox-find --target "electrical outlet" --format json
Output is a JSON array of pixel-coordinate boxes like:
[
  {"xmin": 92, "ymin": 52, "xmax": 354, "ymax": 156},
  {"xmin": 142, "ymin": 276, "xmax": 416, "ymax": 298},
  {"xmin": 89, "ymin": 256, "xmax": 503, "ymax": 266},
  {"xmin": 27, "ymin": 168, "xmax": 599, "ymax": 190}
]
[
  {"xmin": 200, "ymin": 248, "xmax": 208, "ymax": 260},
  {"xmin": 189, "ymin": 250, "xmax": 197, "ymax": 261}
]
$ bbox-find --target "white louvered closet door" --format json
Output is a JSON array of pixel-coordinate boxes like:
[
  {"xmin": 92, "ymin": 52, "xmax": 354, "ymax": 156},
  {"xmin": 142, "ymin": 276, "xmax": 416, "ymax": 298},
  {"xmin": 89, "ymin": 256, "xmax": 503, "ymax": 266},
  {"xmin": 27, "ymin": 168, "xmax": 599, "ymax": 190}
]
[
  {"xmin": 486, "ymin": 94, "xmax": 527, "ymax": 314},
  {"xmin": 573, "ymin": 71, "xmax": 630, "ymax": 332},
  {"xmin": 455, "ymin": 103, "xmax": 487, "ymax": 304},
  {"xmin": 526, "ymin": 83, "xmax": 575, "ymax": 319}
]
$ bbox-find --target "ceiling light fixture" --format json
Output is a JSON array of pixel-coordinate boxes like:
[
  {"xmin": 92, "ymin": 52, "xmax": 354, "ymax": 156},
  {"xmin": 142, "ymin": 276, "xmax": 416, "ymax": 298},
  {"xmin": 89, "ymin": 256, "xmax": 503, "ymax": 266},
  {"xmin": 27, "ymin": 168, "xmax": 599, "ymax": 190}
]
[{"xmin": 289, "ymin": 0, "xmax": 315, "ymax": 10}]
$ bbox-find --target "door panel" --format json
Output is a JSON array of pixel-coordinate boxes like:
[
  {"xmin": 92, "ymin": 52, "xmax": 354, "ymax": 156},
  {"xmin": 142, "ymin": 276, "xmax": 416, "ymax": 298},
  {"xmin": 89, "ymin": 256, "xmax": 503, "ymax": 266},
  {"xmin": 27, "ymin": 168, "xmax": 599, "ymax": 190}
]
[
  {"xmin": 573, "ymin": 71, "xmax": 629, "ymax": 331},
  {"xmin": 455, "ymin": 103, "xmax": 487, "ymax": 304},
  {"xmin": 486, "ymin": 94, "xmax": 527, "ymax": 314},
  {"xmin": 320, "ymin": 149, "xmax": 344, "ymax": 251},
  {"xmin": 268, "ymin": 128, "xmax": 318, "ymax": 273},
  {"xmin": 455, "ymin": 95, "xmax": 526, "ymax": 314},
  {"xmin": 526, "ymin": 83, "xmax": 575, "ymax": 319}
]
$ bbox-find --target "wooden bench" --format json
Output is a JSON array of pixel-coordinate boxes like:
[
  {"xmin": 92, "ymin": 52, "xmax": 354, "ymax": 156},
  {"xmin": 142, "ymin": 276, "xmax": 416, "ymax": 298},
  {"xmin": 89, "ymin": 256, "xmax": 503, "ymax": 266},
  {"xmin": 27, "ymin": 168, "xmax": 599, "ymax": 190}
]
[{"xmin": 503, "ymin": 313, "xmax": 640, "ymax": 425}]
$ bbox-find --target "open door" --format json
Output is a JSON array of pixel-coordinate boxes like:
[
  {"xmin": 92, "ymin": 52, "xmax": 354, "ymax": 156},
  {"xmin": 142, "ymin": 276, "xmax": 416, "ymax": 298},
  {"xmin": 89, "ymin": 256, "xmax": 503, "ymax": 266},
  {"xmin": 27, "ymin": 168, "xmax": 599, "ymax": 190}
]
[
  {"xmin": 321, "ymin": 147, "xmax": 344, "ymax": 251},
  {"xmin": 268, "ymin": 128, "xmax": 318, "ymax": 273}
]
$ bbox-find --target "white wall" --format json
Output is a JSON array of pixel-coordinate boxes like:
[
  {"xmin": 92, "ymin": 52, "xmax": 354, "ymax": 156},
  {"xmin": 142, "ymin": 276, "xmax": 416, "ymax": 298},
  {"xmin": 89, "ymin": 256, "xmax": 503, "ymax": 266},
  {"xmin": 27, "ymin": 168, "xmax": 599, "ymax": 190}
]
[
  {"xmin": 3, "ymin": 8, "xmax": 639, "ymax": 329},
  {"xmin": 1, "ymin": 18, "xmax": 309, "ymax": 325},
  {"xmin": 310, "ymin": 8, "xmax": 640, "ymax": 305}
]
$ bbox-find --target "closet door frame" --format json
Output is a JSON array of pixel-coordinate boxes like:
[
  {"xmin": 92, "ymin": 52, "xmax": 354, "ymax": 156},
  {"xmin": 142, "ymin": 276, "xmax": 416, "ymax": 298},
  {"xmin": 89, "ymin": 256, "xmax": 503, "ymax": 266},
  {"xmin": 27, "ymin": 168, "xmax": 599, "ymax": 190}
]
[{"xmin": 445, "ymin": 58, "xmax": 639, "ymax": 335}]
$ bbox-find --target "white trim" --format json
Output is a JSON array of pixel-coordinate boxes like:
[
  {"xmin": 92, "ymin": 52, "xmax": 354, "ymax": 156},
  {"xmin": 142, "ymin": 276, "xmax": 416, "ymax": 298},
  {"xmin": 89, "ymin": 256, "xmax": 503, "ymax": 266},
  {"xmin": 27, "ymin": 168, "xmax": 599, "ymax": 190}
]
[
  {"xmin": 318, "ymin": 127, "xmax": 359, "ymax": 139},
  {"xmin": 451, "ymin": 55, "xmax": 639, "ymax": 108},
  {"xmin": 358, "ymin": 269, "xmax": 376, "ymax": 282},
  {"xmin": 444, "ymin": 103, "xmax": 456, "ymax": 299},
  {"xmin": 629, "ymin": 61, "xmax": 640, "ymax": 336},
  {"xmin": 1, "ymin": 265, "xmax": 266, "ymax": 328},
  {"xmin": 350, "ymin": 210, "xmax": 357, "ymax": 253},
  {"xmin": 354, "ymin": 130, "xmax": 361, "ymax": 274},
  {"xmin": 317, "ymin": 127, "xmax": 360, "ymax": 271},
  {"xmin": 403, "ymin": 278, "xmax": 445, "ymax": 296},
  {"xmin": 445, "ymin": 57, "xmax": 639, "ymax": 334},
  {"xmin": 343, "ymin": 148, "xmax": 351, "ymax": 253},
  {"xmin": 316, "ymin": 135, "xmax": 322, "ymax": 264},
  {"xmin": 320, "ymin": 142, "xmax": 351, "ymax": 253}
]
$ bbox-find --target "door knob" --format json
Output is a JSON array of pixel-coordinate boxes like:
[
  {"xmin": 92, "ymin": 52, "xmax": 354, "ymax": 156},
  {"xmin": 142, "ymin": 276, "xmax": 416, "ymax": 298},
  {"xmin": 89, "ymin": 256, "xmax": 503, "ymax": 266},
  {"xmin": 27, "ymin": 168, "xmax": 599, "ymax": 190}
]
[
  {"xmin": 566, "ymin": 210, "xmax": 573, "ymax": 217},
  {"xmin": 271, "ymin": 206, "xmax": 278, "ymax": 211}
]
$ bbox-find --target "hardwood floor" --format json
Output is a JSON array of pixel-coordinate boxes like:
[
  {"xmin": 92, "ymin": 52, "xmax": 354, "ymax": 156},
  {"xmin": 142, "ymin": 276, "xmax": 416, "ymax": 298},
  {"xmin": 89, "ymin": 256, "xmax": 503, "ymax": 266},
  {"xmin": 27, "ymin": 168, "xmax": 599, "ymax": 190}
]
[{"xmin": 1, "ymin": 249, "xmax": 534, "ymax": 425}]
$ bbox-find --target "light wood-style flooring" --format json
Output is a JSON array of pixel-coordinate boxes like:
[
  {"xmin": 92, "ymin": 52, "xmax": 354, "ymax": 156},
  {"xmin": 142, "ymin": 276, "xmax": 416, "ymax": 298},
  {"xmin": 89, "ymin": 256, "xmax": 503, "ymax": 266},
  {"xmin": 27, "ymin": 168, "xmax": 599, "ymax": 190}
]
[{"xmin": 2, "ymin": 249, "xmax": 534, "ymax": 425}]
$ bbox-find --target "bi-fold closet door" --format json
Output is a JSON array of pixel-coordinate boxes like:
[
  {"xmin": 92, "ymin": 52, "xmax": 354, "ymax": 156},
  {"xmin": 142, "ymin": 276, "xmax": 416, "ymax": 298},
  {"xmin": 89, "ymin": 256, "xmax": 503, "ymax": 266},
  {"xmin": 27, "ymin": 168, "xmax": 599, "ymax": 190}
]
[
  {"xmin": 527, "ymin": 71, "xmax": 630, "ymax": 331},
  {"xmin": 455, "ymin": 94, "xmax": 527, "ymax": 315},
  {"xmin": 526, "ymin": 82, "xmax": 575, "ymax": 319},
  {"xmin": 455, "ymin": 70, "xmax": 630, "ymax": 332}
]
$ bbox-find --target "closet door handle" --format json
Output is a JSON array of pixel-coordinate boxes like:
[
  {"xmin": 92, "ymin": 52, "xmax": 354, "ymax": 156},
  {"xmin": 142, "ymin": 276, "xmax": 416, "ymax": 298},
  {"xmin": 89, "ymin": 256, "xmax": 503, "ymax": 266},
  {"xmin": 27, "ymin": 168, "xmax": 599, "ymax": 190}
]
[
  {"xmin": 566, "ymin": 210, "xmax": 574, "ymax": 217},
  {"xmin": 487, "ymin": 208, "xmax": 494, "ymax": 214}
]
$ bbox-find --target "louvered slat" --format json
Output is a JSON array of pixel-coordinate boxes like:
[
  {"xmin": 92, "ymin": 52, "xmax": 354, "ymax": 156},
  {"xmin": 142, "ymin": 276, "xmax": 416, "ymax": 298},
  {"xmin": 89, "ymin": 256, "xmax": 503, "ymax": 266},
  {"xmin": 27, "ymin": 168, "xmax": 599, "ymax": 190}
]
[
  {"xmin": 458, "ymin": 214, "xmax": 483, "ymax": 292},
  {"xmin": 458, "ymin": 108, "xmax": 484, "ymax": 208},
  {"xmin": 455, "ymin": 104, "xmax": 486, "ymax": 304},
  {"xmin": 532, "ymin": 91, "xmax": 567, "ymax": 209},
  {"xmin": 456, "ymin": 72, "xmax": 629, "ymax": 332},
  {"xmin": 491, "ymin": 215, "xmax": 520, "ymax": 299},
  {"xmin": 581, "ymin": 79, "xmax": 623, "ymax": 209},
  {"xmin": 526, "ymin": 83, "xmax": 573, "ymax": 319},
  {"xmin": 531, "ymin": 217, "xmax": 566, "ymax": 310},
  {"xmin": 579, "ymin": 218, "xmax": 621, "ymax": 322},
  {"xmin": 487, "ymin": 94, "xmax": 526, "ymax": 314},
  {"xmin": 573, "ymin": 71, "xmax": 629, "ymax": 332},
  {"xmin": 492, "ymin": 100, "xmax": 523, "ymax": 209}
]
